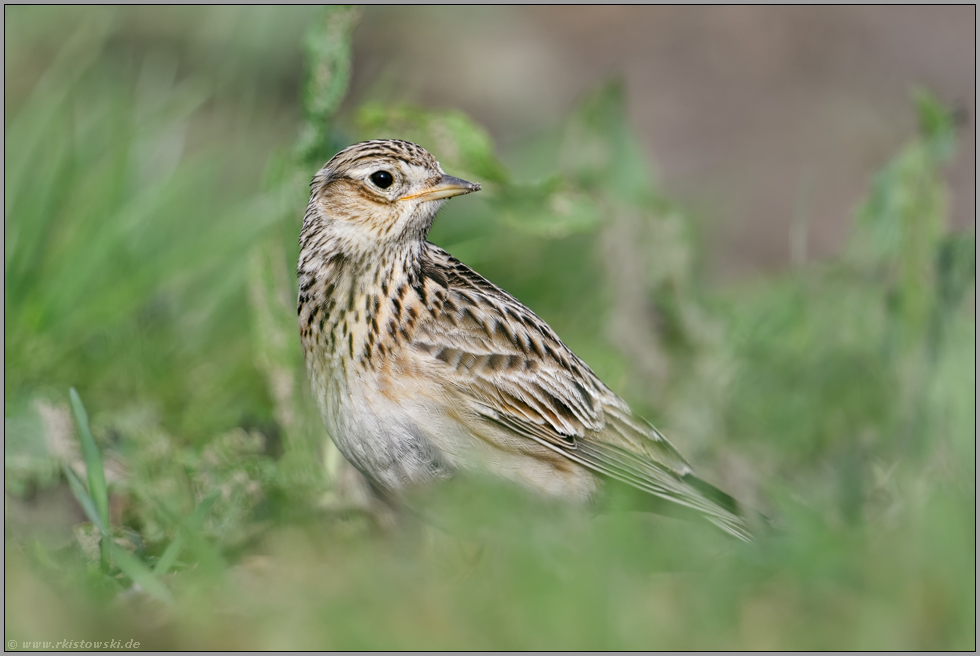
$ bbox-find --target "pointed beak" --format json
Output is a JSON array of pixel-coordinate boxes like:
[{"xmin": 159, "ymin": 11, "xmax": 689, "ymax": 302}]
[{"xmin": 400, "ymin": 175, "xmax": 481, "ymax": 202}]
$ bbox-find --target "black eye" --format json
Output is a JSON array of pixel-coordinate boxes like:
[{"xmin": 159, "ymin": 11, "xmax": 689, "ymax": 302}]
[{"xmin": 369, "ymin": 170, "xmax": 394, "ymax": 189}]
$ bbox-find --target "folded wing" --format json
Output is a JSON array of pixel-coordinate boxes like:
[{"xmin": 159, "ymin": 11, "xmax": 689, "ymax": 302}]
[{"xmin": 411, "ymin": 244, "xmax": 751, "ymax": 541}]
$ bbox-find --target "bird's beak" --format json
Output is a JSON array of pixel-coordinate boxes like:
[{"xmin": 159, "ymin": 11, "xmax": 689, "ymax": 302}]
[{"xmin": 400, "ymin": 175, "xmax": 481, "ymax": 202}]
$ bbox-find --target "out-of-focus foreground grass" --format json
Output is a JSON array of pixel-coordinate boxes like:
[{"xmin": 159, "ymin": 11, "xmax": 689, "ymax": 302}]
[{"xmin": 5, "ymin": 7, "xmax": 975, "ymax": 650}]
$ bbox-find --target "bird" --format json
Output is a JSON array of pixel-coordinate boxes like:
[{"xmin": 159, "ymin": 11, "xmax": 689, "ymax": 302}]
[{"xmin": 297, "ymin": 139, "xmax": 752, "ymax": 541}]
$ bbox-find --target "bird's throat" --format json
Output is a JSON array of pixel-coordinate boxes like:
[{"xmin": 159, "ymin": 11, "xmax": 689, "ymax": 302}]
[{"xmin": 298, "ymin": 237, "xmax": 425, "ymax": 375}]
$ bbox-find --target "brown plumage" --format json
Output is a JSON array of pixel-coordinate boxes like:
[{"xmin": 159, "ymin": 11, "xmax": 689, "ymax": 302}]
[{"xmin": 298, "ymin": 139, "xmax": 751, "ymax": 540}]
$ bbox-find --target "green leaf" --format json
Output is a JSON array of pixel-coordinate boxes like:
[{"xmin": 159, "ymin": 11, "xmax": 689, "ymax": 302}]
[
  {"xmin": 493, "ymin": 177, "xmax": 600, "ymax": 238},
  {"xmin": 63, "ymin": 463, "xmax": 110, "ymax": 572},
  {"xmin": 848, "ymin": 94, "xmax": 958, "ymax": 340},
  {"xmin": 297, "ymin": 5, "xmax": 363, "ymax": 164},
  {"xmin": 152, "ymin": 491, "xmax": 220, "ymax": 576},
  {"xmin": 67, "ymin": 388, "xmax": 111, "ymax": 571},
  {"xmin": 110, "ymin": 543, "xmax": 174, "ymax": 606},
  {"xmin": 151, "ymin": 534, "xmax": 186, "ymax": 579},
  {"xmin": 62, "ymin": 464, "xmax": 107, "ymax": 533},
  {"xmin": 935, "ymin": 233, "xmax": 976, "ymax": 314},
  {"xmin": 69, "ymin": 388, "xmax": 109, "ymax": 529},
  {"xmin": 915, "ymin": 89, "xmax": 956, "ymax": 162},
  {"xmin": 561, "ymin": 79, "xmax": 658, "ymax": 205},
  {"xmin": 67, "ymin": 458, "xmax": 174, "ymax": 604}
]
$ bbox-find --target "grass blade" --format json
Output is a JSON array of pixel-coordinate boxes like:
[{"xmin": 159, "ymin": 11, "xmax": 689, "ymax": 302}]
[
  {"xmin": 110, "ymin": 543, "xmax": 175, "ymax": 606},
  {"xmin": 64, "ymin": 415, "xmax": 174, "ymax": 604},
  {"xmin": 62, "ymin": 464, "xmax": 107, "ymax": 533},
  {"xmin": 152, "ymin": 534, "xmax": 186, "ymax": 578},
  {"xmin": 69, "ymin": 388, "xmax": 109, "ymax": 526},
  {"xmin": 69, "ymin": 388, "xmax": 110, "ymax": 570},
  {"xmin": 152, "ymin": 491, "xmax": 220, "ymax": 576}
]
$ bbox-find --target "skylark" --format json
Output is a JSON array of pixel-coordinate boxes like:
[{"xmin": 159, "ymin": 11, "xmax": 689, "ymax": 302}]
[{"xmin": 298, "ymin": 139, "xmax": 751, "ymax": 540}]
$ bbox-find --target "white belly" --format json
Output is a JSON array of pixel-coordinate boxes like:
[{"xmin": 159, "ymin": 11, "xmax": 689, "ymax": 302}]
[
  {"xmin": 311, "ymin": 365, "xmax": 457, "ymax": 492},
  {"xmin": 309, "ymin": 359, "xmax": 598, "ymax": 503}
]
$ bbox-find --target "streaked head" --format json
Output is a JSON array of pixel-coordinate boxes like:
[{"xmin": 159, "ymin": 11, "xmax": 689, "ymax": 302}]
[{"xmin": 305, "ymin": 139, "xmax": 480, "ymax": 250}]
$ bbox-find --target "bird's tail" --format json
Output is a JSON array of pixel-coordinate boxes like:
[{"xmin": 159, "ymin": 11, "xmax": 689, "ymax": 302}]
[
  {"xmin": 598, "ymin": 467, "xmax": 755, "ymax": 541},
  {"xmin": 588, "ymin": 410, "xmax": 757, "ymax": 541}
]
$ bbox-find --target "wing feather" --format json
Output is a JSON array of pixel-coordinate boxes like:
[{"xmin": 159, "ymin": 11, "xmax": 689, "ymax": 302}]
[{"xmin": 412, "ymin": 244, "xmax": 751, "ymax": 540}]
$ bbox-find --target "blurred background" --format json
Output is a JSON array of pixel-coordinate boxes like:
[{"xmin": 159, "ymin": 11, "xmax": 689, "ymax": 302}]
[
  {"xmin": 351, "ymin": 6, "xmax": 976, "ymax": 277},
  {"xmin": 4, "ymin": 6, "xmax": 975, "ymax": 650}
]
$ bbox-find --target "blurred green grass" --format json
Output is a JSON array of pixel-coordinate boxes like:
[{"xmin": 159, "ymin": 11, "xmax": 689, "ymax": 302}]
[{"xmin": 4, "ymin": 6, "xmax": 975, "ymax": 650}]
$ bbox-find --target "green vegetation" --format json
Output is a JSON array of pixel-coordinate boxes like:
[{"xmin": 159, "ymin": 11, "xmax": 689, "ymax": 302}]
[{"xmin": 5, "ymin": 7, "xmax": 974, "ymax": 649}]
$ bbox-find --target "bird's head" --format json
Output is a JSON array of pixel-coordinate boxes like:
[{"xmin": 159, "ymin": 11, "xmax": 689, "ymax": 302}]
[{"xmin": 304, "ymin": 139, "xmax": 480, "ymax": 255}]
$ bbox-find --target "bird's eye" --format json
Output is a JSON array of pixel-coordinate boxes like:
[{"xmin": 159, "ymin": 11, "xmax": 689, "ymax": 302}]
[{"xmin": 369, "ymin": 170, "xmax": 394, "ymax": 189}]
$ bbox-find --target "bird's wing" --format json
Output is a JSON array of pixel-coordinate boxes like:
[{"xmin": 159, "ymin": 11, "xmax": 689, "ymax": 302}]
[{"xmin": 410, "ymin": 245, "xmax": 751, "ymax": 540}]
